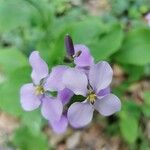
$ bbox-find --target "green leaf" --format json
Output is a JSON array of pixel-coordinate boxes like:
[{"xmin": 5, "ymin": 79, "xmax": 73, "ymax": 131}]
[
  {"xmin": 0, "ymin": 66, "xmax": 31, "ymax": 116},
  {"xmin": 12, "ymin": 126, "xmax": 49, "ymax": 150},
  {"xmin": 90, "ymin": 23, "xmax": 124, "ymax": 61},
  {"xmin": 120, "ymin": 116, "xmax": 138, "ymax": 144},
  {"xmin": 142, "ymin": 105, "xmax": 150, "ymax": 118},
  {"xmin": 110, "ymin": 0, "xmax": 129, "ymax": 16},
  {"xmin": 69, "ymin": 18, "xmax": 107, "ymax": 44},
  {"xmin": 122, "ymin": 65, "xmax": 144, "ymax": 82},
  {"xmin": 0, "ymin": 48, "xmax": 28, "ymax": 74},
  {"xmin": 142, "ymin": 92, "xmax": 150, "ymax": 117},
  {"xmin": 143, "ymin": 92, "xmax": 150, "ymax": 106},
  {"xmin": 21, "ymin": 110, "xmax": 44, "ymax": 134},
  {"xmin": 0, "ymin": 0, "xmax": 32, "ymax": 31},
  {"xmin": 119, "ymin": 100, "xmax": 140, "ymax": 143},
  {"xmin": 114, "ymin": 28, "xmax": 150, "ymax": 65}
]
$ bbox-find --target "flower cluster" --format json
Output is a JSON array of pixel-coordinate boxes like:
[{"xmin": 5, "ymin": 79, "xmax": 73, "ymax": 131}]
[{"xmin": 20, "ymin": 35, "xmax": 121, "ymax": 134}]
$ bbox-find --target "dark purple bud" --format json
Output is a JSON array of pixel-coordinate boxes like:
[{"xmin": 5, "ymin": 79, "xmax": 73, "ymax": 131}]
[{"xmin": 65, "ymin": 34, "xmax": 75, "ymax": 56}]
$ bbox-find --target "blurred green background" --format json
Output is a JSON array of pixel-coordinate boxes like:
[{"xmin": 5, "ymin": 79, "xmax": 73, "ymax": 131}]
[{"xmin": 0, "ymin": 0, "xmax": 150, "ymax": 149}]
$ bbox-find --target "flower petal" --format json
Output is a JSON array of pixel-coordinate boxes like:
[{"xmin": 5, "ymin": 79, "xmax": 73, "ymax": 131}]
[
  {"xmin": 57, "ymin": 88, "xmax": 74, "ymax": 105},
  {"xmin": 50, "ymin": 115, "xmax": 68, "ymax": 134},
  {"xmin": 94, "ymin": 94, "xmax": 121, "ymax": 116},
  {"xmin": 68, "ymin": 101, "xmax": 94, "ymax": 128},
  {"xmin": 97, "ymin": 86, "xmax": 111, "ymax": 97},
  {"xmin": 29, "ymin": 51, "xmax": 49, "ymax": 85},
  {"xmin": 44, "ymin": 65, "xmax": 68, "ymax": 91},
  {"xmin": 20, "ymin": 83, "xmax": 41, "ymax": 111},
  {"xmin": 74, "ymin": 44, "xmax": 94, "ymax": 67},
  {"xmin": 89, "ymin": 61, "xmax": 113, "ymax": 93},
  {"xmin": 75, "ymin": 66, "xmax": 90, "ymax": 76},
  {"xmin": 62, "ymin": 68, "xmax": 88, "ymax": 96},
  {"xmin": 41, "ymin": 96, "xmax": 63, "ymax": 122}
]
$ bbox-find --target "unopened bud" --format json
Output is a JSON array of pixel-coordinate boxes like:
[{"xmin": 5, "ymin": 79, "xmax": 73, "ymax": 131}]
[{"xmin": 65, "ymin": 34, "xmax": 75, "ymax": 56}]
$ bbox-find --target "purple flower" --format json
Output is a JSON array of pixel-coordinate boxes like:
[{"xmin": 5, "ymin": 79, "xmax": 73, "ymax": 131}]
[
  {"xmin": 49, "ymin": 88, "xmax": 74, "ymax": 134},
  {"xmin": 50, "ymin": 113, "xmax": 68, "ymax": 134},
  {"xmin": 73, "ymin": 45, "xmax": 94, "ymax": 77},
  {"xmin": 74, "ymin": 44, "xmax": 94, "ymax": 67},
  {"xmin": 20, "ymin": 51, "xmax": 63, "ymax": 123},
  {"xmin": 145, "ymin": 13, "xmax": 150, "ymax": 26},
  {"xmin": 42, "ymin": 65, "xmax": 74, "ymax": 133},
  {"xmin": 20, "ymin": 35, "xmax": 122, "ymax": 134},
  {"xmin": 57, "ymin": 88, "xmax": 74, "ymax": 105},
  {"xmin": 64, "ymin": 35, "xmax": 94, "ymax": 68},
  {"xmin": 44, "ymin": 65, "xmax": 69, "ymax": 91},
  {"xmin": 62, "ymin": 61, "xmax": 121, "ymax": 128}
]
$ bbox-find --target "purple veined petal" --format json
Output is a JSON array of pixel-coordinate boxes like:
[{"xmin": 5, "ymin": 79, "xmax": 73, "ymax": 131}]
[
  {"xmin": 50, "ymin": 114, "xmax": 68, "ymax": 134},
  {"xmin": 75, "ymin": 66, "xmax": 90, "ymax": 76},
  {"xmin": 89, "ymin": 61, "xmax": 113, "ymax": 93},
  {"xmin": 97, "ymin": 86, "xmax": 111, "ymax": 97},
  {"xmin": 29, "ymin": 51, "xmax": 49, "ymax": 85},
  {"xmin": 57, "ymin": 88, "xmax": 74, "ymax": 105},
  {"xmin": 62, "ymin": 68, "xmax": 88, "ymax": 96},
  {"xmin": 20, "ymin": 83, "xmax": 41, "ymax": 111},
  {"xmin": 94, "ymin": 94, "xmax": 121, "ymax": 116},
  {"xmin": 41, "ymin": 96, "xmax": 63, "ymax": 122},
  {"xmin": 74, "ymin": 44, "xmax": 94, "ymax": 67},
  {"xmin": 44, "ymin": 65, "xmax": 68, "ymax": 91},
  {"xmin": 68, "ymin": 101, "xmax": 94, "ymax": 128}
]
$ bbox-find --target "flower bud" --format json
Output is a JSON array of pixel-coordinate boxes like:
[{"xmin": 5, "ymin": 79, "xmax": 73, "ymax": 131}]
[{"xmin": 65, "ymin": 34, "xmax": 75, "ymax": 57}]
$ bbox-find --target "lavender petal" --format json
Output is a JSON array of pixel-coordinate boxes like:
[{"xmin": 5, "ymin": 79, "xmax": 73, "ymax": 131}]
[
  {"xmin": 89, "ymin": 61, "xmax": 113, "ymax": 93},
  {"xmin": 74, "ymin": 44, "xmax": 94, "ymax": 67},
  {"xmin": 68, "ymin": 101, "xmax": 94, "ymax": 128},
  {"xmin": 50, "ymin": 114, "xmax": 68, "ymax": 134},
  {"xmin": 41, "ymin": 96, "xmax": 63, "ymax": 122},
  {"xmin": 57, "ymin": 88, "xmax": 74, "ymax": 105},
  {"xmin": 62, "ymin": 68, "xmax": 88, "ymax": 96},
  {"xmin": 20, "ymin": 83, "xmax": 41, "ymax": 111},
  {"xmin": 97, "ymin": 86, "xmax": 111, "ymax": 97},
  {"xmin": 44, "ymin": 65, "xmax": 68, "ymax": 91},
  {"xmin": 29, "ymin": 51, "xmax": 49, "ymax": 85},
  {"xmin": 94, "ymin": 94, "xmax": 121, "ymax": 116}
]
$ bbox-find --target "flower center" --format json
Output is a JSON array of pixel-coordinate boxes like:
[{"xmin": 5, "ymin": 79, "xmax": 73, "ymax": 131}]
[
  {"xmin": 35, "ymin": 85, "xmax": 44, "ymax": 96},
  {"xmin": 87, "ymin": 91, "xmax": 97, "ymax": 104}
]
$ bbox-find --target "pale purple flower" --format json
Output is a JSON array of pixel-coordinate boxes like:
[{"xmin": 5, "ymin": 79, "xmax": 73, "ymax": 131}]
[
  {"xmin": 43, "ymin": 65, "xmax": 74, "ymax": 133},
  {"xmin": 62, "ymin": 61, "xmax": 121, "ymax": 128},
  {"xmin": 20, "ymin": 51, "xmax": 63, "ymax": 123},
  {"xmin": 49, "ymin": 88, "xmax": 74, "ymax": 134},
  {"xmin": 64, "ymin": 35, "xmax": 94, "ymax": 68},
  {"xmin": 74, "ymin": 44, "xmax": 94, "ymax": 67},
  {"xmin": 50, "ymin": 113, "xmax": 68, "ymax": 134},
  {"xmin": 57, "ymin": 88, "xmax": 74, "ymax": 105},
  {"xmin": 44, "ymin": 65, "xmax": 69, "ymax": 91},
  {"xmin": 20, "ymin": 35, "xmax": 122, "ymax": 134},
  {"xmin": 145, "ymin": 13, "xmax": 150, "ymax": 26}
]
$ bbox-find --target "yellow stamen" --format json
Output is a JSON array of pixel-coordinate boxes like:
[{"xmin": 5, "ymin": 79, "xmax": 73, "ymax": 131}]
[
  {"xmin": 35, "ymin": 85, "xmax": 44, "ymax": 96},
  {"xmin": 87, "ymin": 91, "xmax": 97, "ymax": 104}
]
